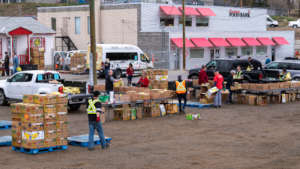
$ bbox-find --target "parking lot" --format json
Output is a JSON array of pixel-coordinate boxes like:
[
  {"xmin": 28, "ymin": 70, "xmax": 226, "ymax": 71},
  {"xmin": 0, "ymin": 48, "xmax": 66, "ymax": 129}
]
[{"xmin": 1, "ymin": 95, "xmax": 300, "ymax": 169}]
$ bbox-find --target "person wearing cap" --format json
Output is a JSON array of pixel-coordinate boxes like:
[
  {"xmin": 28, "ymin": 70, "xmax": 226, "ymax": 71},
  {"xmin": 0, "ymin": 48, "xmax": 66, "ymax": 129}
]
[
  {"xmin": 86, "ymin": 91, "xmax": 109, "ymax": 151},
  {"xmin": 176, "ymin": 75, "xmax": 187, "ymax": 113},
  {"xmin": 226, "ymin": 70, "xmax": 235, "ymax": 104},
  {"xmin": 280, "ymin": 68, "xmax": 292, "ymax": 81}
]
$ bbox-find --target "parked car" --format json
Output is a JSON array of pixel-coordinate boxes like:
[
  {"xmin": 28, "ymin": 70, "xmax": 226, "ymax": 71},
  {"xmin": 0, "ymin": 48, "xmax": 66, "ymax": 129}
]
[
  {"xmin": 0, "ymin": 70, "xmax": 91, "ymax": 111},
  {"xmin": 188, "ymin": 59, "xmax": 279, "ymax": 83},
  {"xmin": 265, "ymin": 60, "xmax": 300, "ymax": 80},
  {"xmin": 267, "ymin": 15, "xmax": 279, "ymax": 27},
  {"xmin": 289, "ymin": 19, "xmax": 300, "ymax": 28}
]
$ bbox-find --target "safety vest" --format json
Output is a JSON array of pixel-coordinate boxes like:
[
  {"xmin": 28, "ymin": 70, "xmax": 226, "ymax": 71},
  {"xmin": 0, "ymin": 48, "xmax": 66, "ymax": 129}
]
[
  {"xmin": 87, "ymin": 99, "xmax": 100, "ymax": 114},
  {"xmin": 280, "ymin": 72, "xmax": 291, "ymax": 81},
  {"xmin": 234, "ymin": 71, "xmax": 243, "ymax": 79},
  {"xmin": 176, "ymin": 80, "xmax": 186, "ymax": 94}
]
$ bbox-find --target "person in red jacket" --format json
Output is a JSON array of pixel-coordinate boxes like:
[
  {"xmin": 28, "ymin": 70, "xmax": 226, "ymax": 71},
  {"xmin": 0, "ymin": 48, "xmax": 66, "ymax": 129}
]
[
  {"xmin": 126, "ymin": 63, "xmax": 134, "ymax": 86},
  {"xmin": 198, "ymin": 65, "xmax": 208, "ymax": 85},
  {"xmin": 137, "ymin": 72, "xmax": 149, "ymax": 88},
  {"xmin": 213, "ymin": 71, "xmax": 224, "ymax": 108}
]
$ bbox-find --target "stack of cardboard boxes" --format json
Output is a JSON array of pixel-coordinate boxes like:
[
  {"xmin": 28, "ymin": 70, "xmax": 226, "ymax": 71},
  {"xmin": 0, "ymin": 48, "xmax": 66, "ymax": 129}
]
[
  {"xmin": 30, "ymin": 48, "xmax": 45, "ymax": 70},
  {"xmin": 11, "ymin": 94, "xmax": 68, "ymax": 150},
  {"xmin": 70, "ymin": 52, "xmax": 86, "ymax": 73},
  {"xmin": 146, "ymin": 69, "xmax": 169, "ymax": 90}
]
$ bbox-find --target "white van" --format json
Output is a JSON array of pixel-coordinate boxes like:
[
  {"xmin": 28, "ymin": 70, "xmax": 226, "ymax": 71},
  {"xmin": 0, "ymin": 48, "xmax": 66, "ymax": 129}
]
[
  {"xmin": 267, "ymin": 15, "xmax": 278, "ymax": 27},
  {"xmin": 86, "ymin": 44, "xmax": 153, "ymax": 78}
]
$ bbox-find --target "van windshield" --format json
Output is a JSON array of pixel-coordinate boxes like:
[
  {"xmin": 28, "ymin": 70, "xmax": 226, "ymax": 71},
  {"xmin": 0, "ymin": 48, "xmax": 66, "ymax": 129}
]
[{"xmin": 106, "ymin": 53, "xmax": 138, "ymax": 61}]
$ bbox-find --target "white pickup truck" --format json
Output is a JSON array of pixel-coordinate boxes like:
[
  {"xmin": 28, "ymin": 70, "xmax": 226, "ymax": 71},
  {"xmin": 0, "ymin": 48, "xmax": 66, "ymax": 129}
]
[
  {"xmin": 289, "ymin": 19, "xmax": 300, "ymax": 28},
  {"xmin": 0, "ymin": 70, "xmax": 90, "ymax": 111}
]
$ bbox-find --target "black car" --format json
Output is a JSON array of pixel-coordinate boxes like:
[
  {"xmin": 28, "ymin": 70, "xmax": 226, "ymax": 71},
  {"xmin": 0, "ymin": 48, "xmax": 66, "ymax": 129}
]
[{"xmin": 188, "ymin": 59, "xmax": 279, "ymax": 83}]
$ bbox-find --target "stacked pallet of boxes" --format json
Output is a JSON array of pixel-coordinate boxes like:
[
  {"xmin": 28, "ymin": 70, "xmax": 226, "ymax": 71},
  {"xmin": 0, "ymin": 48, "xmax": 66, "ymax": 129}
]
[
  {"xmin": 70, "ymin": 52, "xmax": 86, "ymax": 73},
  {"xmin": 30, "ymin": 48, "xmax": 45, "ymax": 70},
  {"xmin": 232, "ymin": 81, "xmax": 300, "ymax": 105},
  {"xmin": 146, "ymin": 69, "xmax": 169, "ymax": 90},
  {"xmin": 11, "ymin": 94, "xmax": 68, "ymax": 152}
]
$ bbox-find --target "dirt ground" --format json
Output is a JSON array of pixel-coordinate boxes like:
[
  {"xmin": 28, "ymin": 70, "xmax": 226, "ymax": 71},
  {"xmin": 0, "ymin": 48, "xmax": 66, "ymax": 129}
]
[{"xmin": 1, "ymin": 102, "xmax": 300, "ymax": 169}]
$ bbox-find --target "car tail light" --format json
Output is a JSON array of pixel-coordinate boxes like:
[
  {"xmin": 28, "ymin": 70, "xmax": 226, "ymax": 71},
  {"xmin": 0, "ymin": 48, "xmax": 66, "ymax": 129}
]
[
  {"xmin": 259, "ymin": 73, "xmax": 263, "ymax": 80},
  {"xmin": 88, "ymin": 85, "xmax": 93, "ymax": 94},
  {"xmin": 58, "ymin": 86, "xmax": 64, "ymax": 94}
]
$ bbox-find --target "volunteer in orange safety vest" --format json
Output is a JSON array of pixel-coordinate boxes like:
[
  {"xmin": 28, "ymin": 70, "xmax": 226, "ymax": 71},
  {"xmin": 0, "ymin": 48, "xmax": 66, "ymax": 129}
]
[{"xmin": 176, "ymin": 75, "xmax": 187, "ymax": 113}]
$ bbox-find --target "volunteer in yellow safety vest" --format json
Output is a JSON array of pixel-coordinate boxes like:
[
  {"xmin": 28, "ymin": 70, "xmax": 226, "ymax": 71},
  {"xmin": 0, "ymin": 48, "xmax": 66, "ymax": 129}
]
[
  {"xmin": 175, "ymin": 75, "xmax": 187, "ymax": 113},
  {"xmin": 280, "ymin": 68, "xmax": 292, "ymax": 81},
  {"xmin": 234, "ymin": 65, "xmax": 243, "ymax": 80},
  {"xmin": 87, "ymin": 91, "xmax": 109, "ymax": 151}
]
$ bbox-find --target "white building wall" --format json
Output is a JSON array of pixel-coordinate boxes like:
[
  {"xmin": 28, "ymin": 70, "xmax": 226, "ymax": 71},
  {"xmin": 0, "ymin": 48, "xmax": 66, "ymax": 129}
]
[
  {"xmin": 169, "ymin": 31, "xmax": 294, "ymax": 70},
  {"xmin": 141, "ymin": 3, "xmax": 267, "ymax": 33}
]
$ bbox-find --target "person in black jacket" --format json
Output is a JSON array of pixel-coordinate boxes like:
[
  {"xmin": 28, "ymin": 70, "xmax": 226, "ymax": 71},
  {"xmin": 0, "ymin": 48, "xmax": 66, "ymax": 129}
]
[
  {"xmin": 4, "ymin": 52, "xmax": 9, "ymax": 76},
  {"xmin": 105, "ymin": 70, "xmax": 115, "ymax": 103},
  {"xmin": 226, "ymin": 70, "xmax": 235, "ymax": 104},
  {"xmin": 87, "ymin": 91, "xmax": 109, "ymax": 150}
]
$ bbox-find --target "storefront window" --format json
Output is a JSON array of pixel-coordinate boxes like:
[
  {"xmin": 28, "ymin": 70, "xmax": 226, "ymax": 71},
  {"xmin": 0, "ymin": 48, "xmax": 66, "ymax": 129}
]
[
  {"xmin": 242, "ymin": 47, "xmax": 253, "ymax": 56},
  {"xmin": 256, "ymin": 46, "xmax": 267, "ymax": 56},
  {"xmin": 51, "ymin": 17, "xmax": 56, "ymax": 31},
  {"xmin": 196, "ymin": 17, "xmax": 209, "ymax": 27},
  {"xmin": 190, "ymin": 49, "xmax": 204, "ymax": 58},
  {"xmin": 226, "ymin": 47, "xmax": 237, "ymax": 58},
  {"xmin": 160, "ymin": 17, "xmax": 174, "ymax": 27},
  {"xmin": 179, "ymin": 17, "xmax": 192, "ymax": 27},
  {"xmin": 75, "ymin": 17, "xmax": 81, "ymax": 35}
]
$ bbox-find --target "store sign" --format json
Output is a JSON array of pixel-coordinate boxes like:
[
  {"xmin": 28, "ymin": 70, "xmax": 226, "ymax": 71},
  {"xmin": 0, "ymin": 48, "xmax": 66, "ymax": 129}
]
[{"xmin": 229, "ymin": 9, "xmax": 250, "ymax": 17}]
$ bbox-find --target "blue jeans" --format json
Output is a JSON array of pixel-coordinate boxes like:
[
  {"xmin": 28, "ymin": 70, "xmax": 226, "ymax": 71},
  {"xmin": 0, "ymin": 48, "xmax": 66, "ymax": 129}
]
[
  {"xmin": 214, "ymin": 90, "xmax": 222, "ymax": 107},
  {"xmin": 88, "ymin": 121, "xmax": 107, "ymax": 149}
]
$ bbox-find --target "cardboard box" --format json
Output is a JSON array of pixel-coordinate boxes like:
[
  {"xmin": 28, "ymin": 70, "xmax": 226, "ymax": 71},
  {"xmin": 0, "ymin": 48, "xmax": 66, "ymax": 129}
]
[
  {"xmin": 151, "ymin": 103, "xmax": 161, "ymax": 117},
  {"xmin": 44, "ymin": 105, "xmax": 56, "ymax": 114},
  {"xmin": 56, "ymin": 104, "xmax": 68, "ymax": 113},
  {"xmin": 55, "ymin": 94, "xmax": 68, "ymax": 104},
  {"xmin": 130, "ymin": 108, "xmax": 137, "ymax": 120},
  {"xmin": 166, "ymin": 104, "xmax": 178, "ymax": 114},
  {"xmin": 44, "ymin": 130, "xmax": 57, "ymax": 140},
  {"xmin": 23, "ymin": 95, "xmax": 34, "ymax": 103},
  {"xmin": 22, "ymin": 140, "xmax": 44, "ymax": 149},
  {"xmin": 257, "ymin": 96, "xmax": 268, "ymax": 106},
  {"xmin": 44, "ymin": 138, "xmax": 56, "ymax": 147},
  {"xmin": 34, "ymin": 94, "xmax": 56, "ymax": 105},
  {"xmin": 10, "ymin": 103, "xmax": 23, "ymax": 113},
  {"xmin": 22, "ymin": 122, "xmax": 44, "ymax": 131},
  {"xmin": 56, "ymin": 129, "xmax": 68, "ymax": 138},
  {"xmin": 57, "ymin": 112, "xmax": 68, "ymax": 121},
  {"xmin": 56, "ymin": 137, "xmax": 68, "ymax": 146},
  {"xmin": 44, "ymin": 122, "xmax": 57, "ymax": 131},
  {"xmin": 246, "ymin": 95, "xmax": 257, "ymax": 105},
  {"xmin": 22, "ymin": 113, "xmax": 44, "ymax": 123},
  {"xmin": 136, "ymin": 106, "xmax": 143, "ymax": 119},
  {"xmin": 56, "ymin": 121, "xmax": 68, "ymax": 130}
]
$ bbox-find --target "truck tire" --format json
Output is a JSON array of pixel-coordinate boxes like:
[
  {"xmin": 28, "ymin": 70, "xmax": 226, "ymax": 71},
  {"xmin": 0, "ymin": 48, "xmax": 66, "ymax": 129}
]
[
  {"xmin": 293, "ymin": 25, "xmax": 297, "ymax": 28},
  {"xmin": 0, "ymin": 90, "xmax": 8, "ymax": 106},
  {"xmin": 68, "ymin": 104, "xmax": 81, "ymax": 112},
  {"xmin": 114, "ymin": 69, "xmax": 122, "ymax": 79}
]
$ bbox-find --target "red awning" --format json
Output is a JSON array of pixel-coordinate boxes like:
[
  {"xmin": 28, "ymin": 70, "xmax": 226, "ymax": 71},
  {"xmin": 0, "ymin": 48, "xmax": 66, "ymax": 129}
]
[
  {"xmin": 171, "ymin": 38, "xmax": 195, "ymax": 48},
  {"xmin": 226, "ymin": 38, "xmax": 246, "ymax": 47},
  {"xmin": 178, "ymin": 7, "xmax": 200, "ymax": 16},
  {"xmin": 242, "ymin": 38, "xmax": 261, "ymax": 46},
  {"xmin": 196, "ymin": 8, "xmax": 216, "ymax": 16},
  {"xmin": 257, "ymin": 37, "xmax": 275, "ymax": 46},
  {"xmin": 209, "ymin": 38, "xmax": 230, "ymax": 47},
  {"xmin": 272, "ymin": 37, "xmax": 289, "ymax": 45},
  {"xmin": 9, "ymin": 27, "xmax": 32, "ymax": 36},
  {"xmin": 190, "ymin": 38, "xmax": 213, "ymax": 47},
  {"xmin": 160, "ymin": 6, "xmax": 181, "ymax": 16}
]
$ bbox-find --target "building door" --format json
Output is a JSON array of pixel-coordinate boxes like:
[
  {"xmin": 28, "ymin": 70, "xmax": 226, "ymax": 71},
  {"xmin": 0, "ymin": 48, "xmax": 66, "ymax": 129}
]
[
  {"xmin": 271, "ymin": 47, "xmax": 276, "ymax": 61},
  {"xmin": 210, "ymin": 48, "xmax": 220, "ymax": 60}
]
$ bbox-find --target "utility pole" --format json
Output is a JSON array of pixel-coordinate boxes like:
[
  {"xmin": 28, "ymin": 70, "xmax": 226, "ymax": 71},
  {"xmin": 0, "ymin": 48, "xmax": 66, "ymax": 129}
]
[
  {"xmin": 89, "ymin": 0, "xmax": 97, "ymax": 85},
  {"xmin": 182, "ymin": 0, "xmax": 186, "ymax": 70}
]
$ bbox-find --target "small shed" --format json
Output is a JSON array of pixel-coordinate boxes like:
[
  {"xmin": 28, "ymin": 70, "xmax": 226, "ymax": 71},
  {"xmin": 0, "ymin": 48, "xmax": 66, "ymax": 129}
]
[{"xmin": 0, "ymin": 17, "xmax": 55, "ymax": 67}]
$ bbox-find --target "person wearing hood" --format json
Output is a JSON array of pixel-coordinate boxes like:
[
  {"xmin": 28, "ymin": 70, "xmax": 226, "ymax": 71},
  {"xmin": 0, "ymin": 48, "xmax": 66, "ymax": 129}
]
[{"xmin": 176, "ymin": 75, "xmax": 187, "ymax": 113}]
